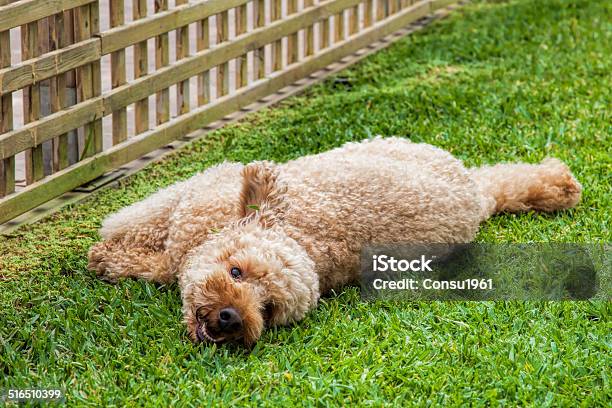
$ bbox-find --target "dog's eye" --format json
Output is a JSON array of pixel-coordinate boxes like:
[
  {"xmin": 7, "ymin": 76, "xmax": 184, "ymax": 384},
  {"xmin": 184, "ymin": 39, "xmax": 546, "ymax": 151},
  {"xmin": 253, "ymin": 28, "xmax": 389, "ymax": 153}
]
[{"xmin": 230, "ymin": 267, "xmax": 242, "ymax": 280}]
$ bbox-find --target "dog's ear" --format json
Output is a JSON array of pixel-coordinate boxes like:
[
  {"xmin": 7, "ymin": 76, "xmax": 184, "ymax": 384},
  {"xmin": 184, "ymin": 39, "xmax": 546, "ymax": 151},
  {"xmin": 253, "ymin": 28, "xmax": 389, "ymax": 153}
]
[{"xmin": 239, "ymin": 161, "xmax": 286, "ymax": 227}]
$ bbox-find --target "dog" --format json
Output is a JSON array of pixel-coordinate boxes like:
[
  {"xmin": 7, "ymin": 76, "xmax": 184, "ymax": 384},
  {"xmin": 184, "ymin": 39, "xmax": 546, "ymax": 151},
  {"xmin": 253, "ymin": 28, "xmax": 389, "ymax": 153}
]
[{"xmin": 88, "ymin": 137, "xmax": 581, "ymax": 345}]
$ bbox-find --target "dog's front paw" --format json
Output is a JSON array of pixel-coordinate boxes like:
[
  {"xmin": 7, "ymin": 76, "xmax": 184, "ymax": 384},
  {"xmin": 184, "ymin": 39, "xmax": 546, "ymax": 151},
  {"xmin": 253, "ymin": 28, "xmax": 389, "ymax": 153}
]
[{"xmin": 88, "ymin": 242, "xmax": 120, "ymax": 283}]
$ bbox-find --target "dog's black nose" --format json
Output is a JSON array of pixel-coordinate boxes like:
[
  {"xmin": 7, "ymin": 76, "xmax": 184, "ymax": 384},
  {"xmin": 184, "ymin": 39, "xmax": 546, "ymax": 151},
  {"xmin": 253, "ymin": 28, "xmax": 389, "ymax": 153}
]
[{"xmin": 218, "ymin": 307, "xmax": 242, "ymax": 333}]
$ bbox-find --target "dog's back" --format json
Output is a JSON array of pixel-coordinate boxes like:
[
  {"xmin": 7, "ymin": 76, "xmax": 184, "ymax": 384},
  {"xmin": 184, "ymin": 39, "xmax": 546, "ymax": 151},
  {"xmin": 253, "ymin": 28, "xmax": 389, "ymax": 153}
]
[{"xmin": 278, "ymin": 137, "xmax": 483, "ymax": 291}]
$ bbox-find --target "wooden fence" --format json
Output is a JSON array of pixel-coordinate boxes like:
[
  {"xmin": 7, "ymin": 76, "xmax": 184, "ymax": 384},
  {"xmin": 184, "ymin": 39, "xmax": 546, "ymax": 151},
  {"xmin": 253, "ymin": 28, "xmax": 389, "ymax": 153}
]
[{"xmin": 0, "ymin": 0, "xmax": 456, "ymax": 224}]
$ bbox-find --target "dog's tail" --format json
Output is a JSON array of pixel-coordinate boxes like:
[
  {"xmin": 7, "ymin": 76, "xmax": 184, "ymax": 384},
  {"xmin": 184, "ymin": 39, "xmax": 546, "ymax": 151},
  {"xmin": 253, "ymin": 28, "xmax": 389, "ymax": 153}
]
[{"xmin": 470, "ymin": 158, "xmax": 582, "ymax": 218}]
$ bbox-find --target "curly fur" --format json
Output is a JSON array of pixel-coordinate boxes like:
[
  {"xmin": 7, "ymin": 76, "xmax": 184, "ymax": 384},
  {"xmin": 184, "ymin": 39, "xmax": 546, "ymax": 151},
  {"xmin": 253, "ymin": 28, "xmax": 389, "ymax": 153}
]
[{"xmin": 88, "ymin": 137, "xmax": 581, "ymax": 345}]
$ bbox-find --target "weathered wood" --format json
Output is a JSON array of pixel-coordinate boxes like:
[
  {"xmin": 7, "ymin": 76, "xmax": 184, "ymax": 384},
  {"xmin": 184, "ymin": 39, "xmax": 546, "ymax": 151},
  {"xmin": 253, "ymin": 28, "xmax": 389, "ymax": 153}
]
[
  {"xmin": 74, "ymin": 3, "xmax": 103, "ymax": 157},
  {"xmin": 0, "ymin": 0, "xmax": 96, "ymax": 32},
  {"xmin": 235, "ymin": 3, "xmax": 248, "ymax": 88},
  {"xmin": 104, "ymin": 0, "xmax": 363, "ymax": 113},
  {"xmin": 349, "ymin": 5, "xmax": 359, "ymax": 35},
  {"xmin": 287, "ymin": 0, "xmax": 298, "ymax": 65},
  {"xmin": 100, "ymin": 0, "xmax": 249, "ymax": 55},
  {"xmin": 196, "ymin": 17, "xmax": 210, "ymax": 106},
  {"xmin": 431, "ymin": 0, "xmax": 456, "ymax": 8},
  {"xmin": 334, "ymin": 10, "xmax": 344, "ymax": 43},
  {"xmin": 49, "ymin": 11, "xmax": 70, "ymax": 171},
  {"xmin": 133, "ymin": 0, "xmax": 149, "ymax": 134},
  {"xmin": 253, "ymin": 0, "xmax": 265, "ymax": 80},
  {"xmin": 216, "ymin": 10, "xmax": 229, "ymax": 97},
  {"xmin": 0, "ymin": 0, "xmax": 364, "ymax": 158},
  {"xmin": 304, "ymin": 0, "xmax": 315, "ymax": 57},
  {"xmin": 0, "ymin": 19, "xmax": 14, "ymax": 197},
  {"xmin": 63, "ymin": 9, "xmax": 80, "ymax": 166},
  {"xmin": 320, "ymin": 12, "xmax": 330, "ymax": 49},
  {"xmin": 389, "ymin": 0, "xmax": 397, "ymax": 14},
  {"xmin": 364, "ymin": 0, "xmax": 374, "ymax": 26},
  {"xmin": 155, "ymin": 0, "xmax": 170, "ymax": 124},
  {"xmin": 0, "ymin": 39, "xmax": 100, "ymax": 95},
  {"xmin": 22, "ymin": 20, "xmax": 44, "ymax": 184},
  {"xmin": 110, "ymin": 0, "xmax": 127, "ymax": 144},
  {"xmin": 0, "ymin": 99, "xmax": 103, "ymax": 160},
  {"xmin": 377, "ymin": 0, "xmax": 386, "ymax": 20},
  {"xmin": 0, "ymin": 0, "xmax": 443, "ymax": 224},
  {"xmin": 271, "ymin": 0, "xmax": 282, "ymax": 71},
  {"xmin": 175, "ymin": 0, "xmax": 190, "ymax": 115}
]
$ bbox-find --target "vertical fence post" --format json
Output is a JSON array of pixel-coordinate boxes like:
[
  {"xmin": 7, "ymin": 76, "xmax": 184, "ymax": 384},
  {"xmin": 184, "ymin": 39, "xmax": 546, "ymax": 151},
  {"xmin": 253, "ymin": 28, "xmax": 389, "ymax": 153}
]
[
  {"xmin": 377, "ymin": 0, "xmax": 386, "ymax": 21},
  {"xmin": 175, "ymin": 0, "xmax": 190, "ymax": 115},
  {"xmin": 74, "ymin": 1, "xmax": 103, "ymax": 157},
  {"xmin": 0, "ymin": 0, "xmax": 15, "ymax": 197},
  {"xmin": 364, "ymin": 0, "xmax": 373, "ymax": 27},
  {"xmin": 349, "ymin": 4, "xmax": 359, "ymax": 36},
  {"xmin": 287, "ymin": 0, "xmax": 298, "ymax": 65},
  {"xmin": 110, "ymin": 0, "xmax": 127, "ymax": 144},
  {"xmin": 304, "ymin": 0, "xmax": 314, "ymax": 57},
  {"xmin": 196, "ymin": 16, "xmax": 210, "ymax": 105},
  {"xmin": 216, "ymin": 10, "xmax": 229, "ymax": 97},
  {"xmin": 334, "ymin": 9, "xmax": 345, "ymax": 44},
  {"xmin": 271, "ymin": 0, "xmax": 282, "ymax": 71},
  {"xmin": 155, "ymin": 0, "xmax": 170, "ymax": 124},
  {"xmin": 49, "ymin": 11, "xmax": 70, "ymax": 171},
  {"xmin": 235, "ymin": 2, "xmax": 248, "ymax": 89},
  {"xmin": 253, "ymin": 0, "xmax": 266, "ymax": 79},
  {"xmin": 389, "ymin": 0, "xmax": 396, "ymax": 14},
  {"xmin": 133, "ymin": 0, "xmax": 149, "ymax": 134},
  {"xmin": 21, "ymin": 20, "xmax": 44, "ymax": 183},
  {"xmin": 320, "ymin": 2, "xmax": 330, "ymax": 49}
]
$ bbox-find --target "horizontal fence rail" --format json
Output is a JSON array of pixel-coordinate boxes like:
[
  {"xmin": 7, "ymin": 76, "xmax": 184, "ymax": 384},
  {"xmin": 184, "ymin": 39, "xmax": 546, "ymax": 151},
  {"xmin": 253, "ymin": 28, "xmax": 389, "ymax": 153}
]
[{"xmin": 0, "ymin": 0, "xmax": 458, "ymax": 224}]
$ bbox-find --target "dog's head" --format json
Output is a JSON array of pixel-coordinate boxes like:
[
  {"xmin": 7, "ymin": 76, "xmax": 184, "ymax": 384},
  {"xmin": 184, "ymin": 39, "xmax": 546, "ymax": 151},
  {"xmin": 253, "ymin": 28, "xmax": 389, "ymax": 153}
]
[{"xmin": 181, "ymin": 162, "xmax": 319, "ymax": 345}]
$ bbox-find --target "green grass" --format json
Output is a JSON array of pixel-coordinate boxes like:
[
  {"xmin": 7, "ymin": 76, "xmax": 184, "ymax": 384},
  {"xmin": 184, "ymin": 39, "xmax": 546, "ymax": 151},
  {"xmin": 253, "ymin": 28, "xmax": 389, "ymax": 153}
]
[{"xmin": 1, "ymin": 0, "xmax": 611, "ymax": 405}]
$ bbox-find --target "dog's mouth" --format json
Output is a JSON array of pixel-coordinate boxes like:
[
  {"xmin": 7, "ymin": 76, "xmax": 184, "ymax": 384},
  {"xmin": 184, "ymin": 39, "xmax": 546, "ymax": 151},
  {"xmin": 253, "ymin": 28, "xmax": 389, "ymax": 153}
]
[{"xmin": 196, "ymin": 324, "xmax": 226, "ymax": 344}]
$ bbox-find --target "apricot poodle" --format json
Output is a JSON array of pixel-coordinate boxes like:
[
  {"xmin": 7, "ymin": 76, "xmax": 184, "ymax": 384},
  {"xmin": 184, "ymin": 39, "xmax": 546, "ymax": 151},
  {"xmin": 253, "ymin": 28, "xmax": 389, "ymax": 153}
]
[{"xmin": 88, "ymin": 137, "xmax": 581, "ymax": 344}]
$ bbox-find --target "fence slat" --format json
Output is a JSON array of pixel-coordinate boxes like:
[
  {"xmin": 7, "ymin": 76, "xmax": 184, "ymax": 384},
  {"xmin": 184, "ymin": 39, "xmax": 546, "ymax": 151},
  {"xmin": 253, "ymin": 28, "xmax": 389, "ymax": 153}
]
[
  {"xmin": 287, "ymin": 0, "xmax": 298, "ymax": 65},
  {"xmin": 320, "ymin": 7, "xmax": 330, "ymax": 50},
  {"xmin": 196, "ymin": 17, "xmax": 210, "ymax": 106},
  {"xmin": 0, "ymin": 39, "xmax": 100, "ymax": 95},
  {"xmin": 364, "ymin": 0, "xmax": 373, "ymax": 27},
  {"xmin": 155, "ymin": 0, "xmax": 170, "ymax": 125},
  {"xmin": 100, "ymin": 0, "xmax": 249, "ymax": 54},
  {"xmin": 175, "ymin": 0, "xmax": 190, "ymax": 115},
  {"xmin": 271, "ymin": 0, "xmax": 282, "ymax": 71},
  {"xmin": 0, "ymin": 0, "xmax": 439, "ymax": 224},
  {"xmin": 377, "ymin": 0, "xmax": 385, "ymax": 21},
  {"xmin": 349, "ymin": 5, "xmax": 359, "ymax": 35},
  {"xmin": 253, "ymin": 0, "xmax": 265, "ymax": 80},
  {"xmin": 0, "ymin": 0, "xmax": 96, "ymax": 32},
  {"xmin": 304, "ymin": 0, "xmax": 314, "ymax": 57},
  {"xmin": 110, "ymin": 0, "xmax": 127, "ymax": 144},
  {"xmin": 334, "ymin": 10, "xmax": 344, "ymax": 43},
  {"xmin": 0, "ymin": 11, "xmax": 14, "ymax": 197},
  {"xmin": 22, "ymin": 20, "xmax": 45, "ymax": 184},
  {"xmin": 49, "ymin": 11, "xmax": 70, "ymax": 171},
  {"xmin": 133, "ymin": 0, "xmax": 149, "ymax": 134},
  {"xmin": 216, "ymin": 10, "xmax": 229, "ymax": 97},
  {"xmin": 235, "ymin": 2, "xmax": 248, "ymax": 89},
  {"xmin": 74, "ymin": 2, "xmax": 103, "ymax": 157}
]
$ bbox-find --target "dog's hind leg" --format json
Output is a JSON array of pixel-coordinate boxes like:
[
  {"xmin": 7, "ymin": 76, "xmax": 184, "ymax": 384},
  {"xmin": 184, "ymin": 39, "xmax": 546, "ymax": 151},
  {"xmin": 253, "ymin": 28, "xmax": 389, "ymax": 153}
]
[{"xmin": 470, "ymin": 158, "xmax": 582, "ymax": 219}]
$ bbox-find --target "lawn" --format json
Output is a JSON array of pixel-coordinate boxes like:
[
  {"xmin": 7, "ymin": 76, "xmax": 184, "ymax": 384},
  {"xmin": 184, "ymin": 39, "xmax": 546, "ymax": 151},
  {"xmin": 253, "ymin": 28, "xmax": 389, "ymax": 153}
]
[{"xmin": 1, "ymin": 0, "xmax": 610, "ymax": 405}]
